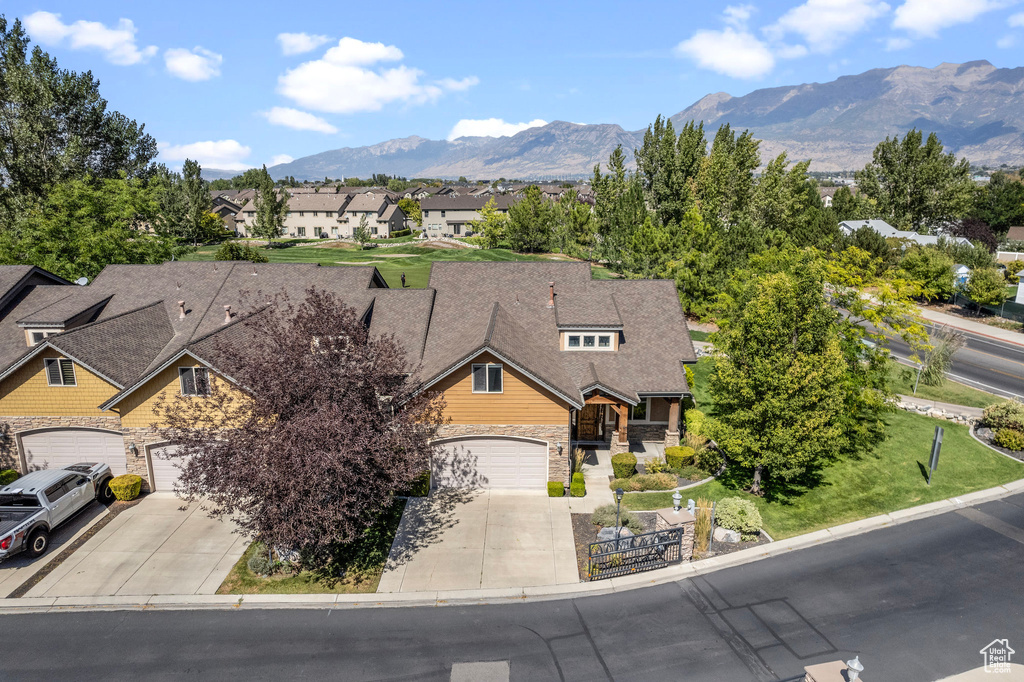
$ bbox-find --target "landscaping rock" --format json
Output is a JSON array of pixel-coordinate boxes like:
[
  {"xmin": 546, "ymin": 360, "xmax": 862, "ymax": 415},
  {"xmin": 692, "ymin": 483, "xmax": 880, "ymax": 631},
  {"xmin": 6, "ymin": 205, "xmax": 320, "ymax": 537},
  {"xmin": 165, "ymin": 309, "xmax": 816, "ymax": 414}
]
[
  {"xmin": 597, "ymin": 526, "xmax": 634, "ymax": 542},
  {"xmin": 713, "ymin": 527, "xmax": 741, "ymax": 543}
]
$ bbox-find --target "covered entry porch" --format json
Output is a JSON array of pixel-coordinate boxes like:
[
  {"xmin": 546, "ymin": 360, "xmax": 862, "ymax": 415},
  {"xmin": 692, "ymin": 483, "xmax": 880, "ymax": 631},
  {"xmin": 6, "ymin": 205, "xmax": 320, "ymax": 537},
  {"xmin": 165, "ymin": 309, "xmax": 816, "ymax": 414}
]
[{"xmin": 572, "ymin": 390, "xmax": 681, "ymax": 453}]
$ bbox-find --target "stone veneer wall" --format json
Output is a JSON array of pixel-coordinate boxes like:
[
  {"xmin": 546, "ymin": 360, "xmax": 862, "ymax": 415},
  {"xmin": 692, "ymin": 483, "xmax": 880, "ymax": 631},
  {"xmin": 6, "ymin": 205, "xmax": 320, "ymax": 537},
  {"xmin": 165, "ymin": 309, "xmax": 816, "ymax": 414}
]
[
  {"xmin": 434, "ymin": 423, "xmax": 571, "ymax": 485},
  {"xmin": 654, "ymin": 508, "xmax": 696, "ymax": 562}
]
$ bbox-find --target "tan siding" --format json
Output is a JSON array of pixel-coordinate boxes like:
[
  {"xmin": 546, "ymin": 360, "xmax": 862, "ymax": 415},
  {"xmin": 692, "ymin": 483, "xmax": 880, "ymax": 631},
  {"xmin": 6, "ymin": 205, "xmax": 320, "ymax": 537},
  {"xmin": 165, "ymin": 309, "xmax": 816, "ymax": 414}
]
[
  {"xmin": 433, "ymin": 352, "xmax": 571, "ymax": 424},
  {"xmin": 119, "ymin": 363, "xmax": 239, "ymax": 428},
  {"xmin": 0, "ymin": 350, "xmax": 118, "ymax": 416}
]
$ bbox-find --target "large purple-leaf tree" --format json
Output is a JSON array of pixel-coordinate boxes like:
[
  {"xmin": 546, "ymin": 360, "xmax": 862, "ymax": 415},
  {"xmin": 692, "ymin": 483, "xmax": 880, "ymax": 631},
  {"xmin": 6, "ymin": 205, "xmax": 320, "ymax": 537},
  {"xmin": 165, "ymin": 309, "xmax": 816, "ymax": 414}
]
[{"xmin": 155, "ymin": 288, "xmax": 444, "ymax": 565}]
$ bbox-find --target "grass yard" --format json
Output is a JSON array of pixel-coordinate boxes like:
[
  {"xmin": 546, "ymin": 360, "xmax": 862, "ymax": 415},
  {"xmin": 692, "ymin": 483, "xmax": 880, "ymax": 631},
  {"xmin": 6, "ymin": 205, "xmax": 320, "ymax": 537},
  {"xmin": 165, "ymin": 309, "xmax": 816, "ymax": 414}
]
[
  {"xmin": 626, "ymin": 404, "xmax": 1023, "ymax": 539},
  {"xmin": 217, "ymin": 500, "xmax": 406, "ymax": 595},
  {"xmin": 688, "ymin": 329, "xmax": 711, "ymax": 343},
  {"xmin": 185, "ymin": 241, "xmax": 601, "ymax": 288},
  {"xmin": 885, "ymin": 361, "xmax": 1002, "ymax": 409}
]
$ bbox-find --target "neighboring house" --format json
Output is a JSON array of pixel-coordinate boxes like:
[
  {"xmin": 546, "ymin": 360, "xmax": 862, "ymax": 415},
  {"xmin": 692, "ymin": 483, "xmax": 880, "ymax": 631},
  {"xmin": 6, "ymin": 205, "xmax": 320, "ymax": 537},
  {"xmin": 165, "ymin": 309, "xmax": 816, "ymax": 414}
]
[
  {"xmin": 210, "ymin": 196, "xmax": 242, "ymax": 231},
  {"xmin": 1015, "ymin": 270, "xmax": 1024, "ymax": 304},
  {"xmin": 339, "ymin": 194, "xmax": 405, "ymax": 238},
  {"xmin": 0, "ymin": 261, "xmax": 695, "ymax": 493},
  {"xmin": 953, "ymin": 263, "xmax": 971, "ymax": 286},
  {"xmin": 233, "ymin": 193, "xmax": 350, "ymax": 238},
  {"xmin": 420, "ymin": 195, "xmax": 516, "ymax": 238},
  {"xmin": 838, "ymin": 220, "xmax": 971, "ymax": 247},
  {"xmin": 1005, "ymin": 226, "xmax": 1024, "ymax": 243}
]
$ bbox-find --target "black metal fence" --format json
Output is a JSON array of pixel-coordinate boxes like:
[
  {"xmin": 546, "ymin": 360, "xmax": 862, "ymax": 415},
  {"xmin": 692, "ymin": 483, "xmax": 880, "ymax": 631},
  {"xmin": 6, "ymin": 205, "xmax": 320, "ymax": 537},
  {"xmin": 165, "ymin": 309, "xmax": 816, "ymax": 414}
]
[
  {"xmin": 951, "ymin": 293, "xmax": 1024, "ymax": 324},
  {"xmin": 587, "ymin": 526, "xmax": 686, "ymax": 580}
]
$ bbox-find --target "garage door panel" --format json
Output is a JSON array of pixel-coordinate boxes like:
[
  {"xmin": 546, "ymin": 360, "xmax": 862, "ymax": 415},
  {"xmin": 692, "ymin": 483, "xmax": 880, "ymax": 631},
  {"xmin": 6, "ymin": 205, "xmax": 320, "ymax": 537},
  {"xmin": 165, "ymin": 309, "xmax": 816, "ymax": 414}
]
[
  {"xmin": 22, "ymin": 430, "xmax": 127, "ymax": 475},
  {"xmin": 432, "ymin": 437, "xmax": 547, "ymax": 490},
  {"xmin": 150, "ymin": 445, "xmax": 186, "ymax": 492}
]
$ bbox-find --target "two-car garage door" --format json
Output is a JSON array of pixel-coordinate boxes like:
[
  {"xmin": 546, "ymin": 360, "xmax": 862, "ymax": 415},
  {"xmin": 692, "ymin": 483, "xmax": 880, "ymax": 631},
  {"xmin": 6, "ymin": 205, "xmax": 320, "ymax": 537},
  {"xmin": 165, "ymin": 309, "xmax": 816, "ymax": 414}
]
[
  {"xmin": 432, "ymin": 437, "xmax": 547, "ymax": 490},
  {"xmin": 20, "ymin": 429, "xmax": 127, "ymax": 476}
]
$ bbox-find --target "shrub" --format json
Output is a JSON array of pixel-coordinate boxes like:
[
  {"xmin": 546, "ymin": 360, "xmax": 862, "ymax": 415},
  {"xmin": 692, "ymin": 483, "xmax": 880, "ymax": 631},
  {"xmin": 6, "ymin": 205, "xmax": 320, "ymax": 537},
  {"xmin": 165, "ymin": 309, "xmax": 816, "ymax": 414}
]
[
  {"xmin": 693, "ymin": 496, "xmax": 713, "ymax": 556},
  {"xmin": 108, "ymin": 474, "xmax": 142, "ymax": 501},
  {"xmin": 247, "ymin": 549, "xmax": 273, "ymax": 577},
  {"xmin": 405, "ymin": 470, "xmax": 430, "ymax": 497},
  {"xmin": 685, "ymin": 409, "xmax": 706, "ymax": 436},
  {"xmin": 389, "ymin": 228, "xmax": 412, "ymax": 238},
  {"xmin": 715, "ymin": 497, "xmax": 762, "ymax": 536},
  {"xmin": 611, "ymin": 452, "xmax": 637, "ymax": 479},
  {"xmin": 571, "ymin": 447, "xmax": 586, "ymax": 475},
  {"xmin": 643, "ymin": 457, "xmax": 668, "ymax": 474},
  {"xmin": 591, "ymin": 504, "xmax": 644, "ymax": 534},
  {"xmin": 695, "ymin": 446, "xmax": 724, "ymax": 475},
  {"xmin": 609, "ymin": 473, "xmax": 677, "ymax": 492},
  {"xmin": 0, "ymin": 469, "xmax": 18, "ymax": 486},
  {"xmin": 215, "ymin": 241, "xmax": 269, "ymax": 263},
  {"xmin": 984, "ymin": 401, "xmax": 1024, "ymax": 432},
  {"xmin": 995, "ymin": 428, "xmax": 1024, "ymax": 452},
  {"xmin": 570, "ymin": 472, "xmax": 586, "ymax": 497},
  {"xmin": 548, "ymin": 481, "xmax": 565, "ymax": 497},
  {"xmin": 665, "ymin": 446, "xmax": 695, "ymax": 468}
]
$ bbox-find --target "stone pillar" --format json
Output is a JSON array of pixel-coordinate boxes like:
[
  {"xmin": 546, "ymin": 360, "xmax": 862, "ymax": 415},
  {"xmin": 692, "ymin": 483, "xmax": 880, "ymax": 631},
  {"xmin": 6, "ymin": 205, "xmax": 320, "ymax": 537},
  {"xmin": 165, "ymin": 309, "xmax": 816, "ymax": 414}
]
[
  {"xmin": 654, "ymin": 507, "xmax": 695, "ymax": 561},
  {"xmin": 609, "ymin": 434, "xmax": 630, "ymax": 457},
  {"xmin": 665, "ymin": 397, "xmax": 681, "ymax": 448}
]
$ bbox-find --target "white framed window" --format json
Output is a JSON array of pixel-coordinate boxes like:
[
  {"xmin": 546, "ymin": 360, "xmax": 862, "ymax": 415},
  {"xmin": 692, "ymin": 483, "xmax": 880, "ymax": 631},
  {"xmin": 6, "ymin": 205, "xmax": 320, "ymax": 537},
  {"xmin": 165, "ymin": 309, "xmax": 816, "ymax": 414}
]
[
  {"xmin": 567, "ymin": 335, "xmax": 580, "ymax": 348},
  {"xmin": 27, "ymin": 330, "xmax": 56, "ymax": 346},
  {"xmin": 312, "ymin": 211, "xmax": 319, "ymax": 217},
  {"xmin": 471, "ymin": 363, "xmax": 503, "ymax": 393},
  {"xmin": 326, "ymin": 211, "xmax": 334, "ymax": 218},
  {"xmin": 298, "ymin": 211, "xmax": 305, "ymax": 217},
  {"xmin": 565, "ymin": 333, "xmax": 614, "ymax": 351},
  {"xmin": 297, "ymin": 227, "xmax": 306, "ymax": 236},
  {"xmin": 45, "ymin": 358, "xmax": 76, "ymax": 386},
  {"xmin": 441, "ymin": 210, "xmax": 446, "ymax": 218},
  {"xmin": 179, "ymin": 367, "xmax": 210, "ymax": 396}
]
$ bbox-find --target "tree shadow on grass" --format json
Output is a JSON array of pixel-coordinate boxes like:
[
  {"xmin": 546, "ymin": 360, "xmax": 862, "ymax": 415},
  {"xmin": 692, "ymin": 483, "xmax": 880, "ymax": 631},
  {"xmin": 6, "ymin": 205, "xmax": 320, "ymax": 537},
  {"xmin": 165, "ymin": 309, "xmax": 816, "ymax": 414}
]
[{"xmin": 714, "ymin": 461, "xmax": 833, "ymax": 507}]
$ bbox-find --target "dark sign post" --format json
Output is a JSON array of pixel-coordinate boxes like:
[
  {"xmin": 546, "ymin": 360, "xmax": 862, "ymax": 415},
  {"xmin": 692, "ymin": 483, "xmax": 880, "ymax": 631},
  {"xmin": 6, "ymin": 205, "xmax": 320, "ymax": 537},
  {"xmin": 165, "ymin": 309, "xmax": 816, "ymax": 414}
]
[{"xmin": 927, "ymin": 425, "xmax": 944, "ymax": 485}]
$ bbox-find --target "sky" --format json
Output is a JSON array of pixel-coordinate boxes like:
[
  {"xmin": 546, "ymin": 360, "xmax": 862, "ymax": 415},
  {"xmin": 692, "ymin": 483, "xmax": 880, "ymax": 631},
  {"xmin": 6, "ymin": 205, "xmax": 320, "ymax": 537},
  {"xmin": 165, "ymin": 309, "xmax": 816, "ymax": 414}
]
[{"xmin": 9, "ymin": 0, "xmax": 1024, "ymax": 172}]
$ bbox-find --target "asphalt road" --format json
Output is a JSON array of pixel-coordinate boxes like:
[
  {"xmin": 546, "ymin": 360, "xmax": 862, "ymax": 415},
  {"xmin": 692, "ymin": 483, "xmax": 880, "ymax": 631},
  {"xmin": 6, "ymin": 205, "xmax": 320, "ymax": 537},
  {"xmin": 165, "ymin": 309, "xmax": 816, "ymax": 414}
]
[
  {"xmin": 2, "ymin": 493, "xmax": 1024, "ymax": 681},
  {"xmin": 879, "ymin": 322, "xmax": 1024, "ymax": 400}
]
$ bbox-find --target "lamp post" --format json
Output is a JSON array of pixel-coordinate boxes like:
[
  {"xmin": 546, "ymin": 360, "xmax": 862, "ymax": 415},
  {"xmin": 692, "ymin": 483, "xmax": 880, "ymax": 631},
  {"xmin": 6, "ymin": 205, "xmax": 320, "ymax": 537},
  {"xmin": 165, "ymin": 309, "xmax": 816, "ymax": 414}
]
[
  {"xmin": 846, "ymin": 656, "xmax": 864, "ymax": 681},
  {"xmin": 672, "ymin": 490, "xmax": 682, "ymax": 512},
  {"xmin": 615, "ymin": 487, "xmax": 624, "ymax": 551}
]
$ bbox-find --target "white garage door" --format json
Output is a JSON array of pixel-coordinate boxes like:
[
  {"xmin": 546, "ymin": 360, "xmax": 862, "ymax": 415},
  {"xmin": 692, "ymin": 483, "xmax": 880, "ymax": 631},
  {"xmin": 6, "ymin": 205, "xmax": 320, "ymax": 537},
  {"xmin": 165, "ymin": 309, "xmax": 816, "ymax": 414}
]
[
  {"xmin": 148, "ymin": 445, "xmax": 186, "ymax": 492},
  {"xmin": 432, "ymin": 437, "xmax": 548, "ymax": 489},
  {"xmin": 21, "ymin": 429, "xmax": 127, "ymax": 476}
]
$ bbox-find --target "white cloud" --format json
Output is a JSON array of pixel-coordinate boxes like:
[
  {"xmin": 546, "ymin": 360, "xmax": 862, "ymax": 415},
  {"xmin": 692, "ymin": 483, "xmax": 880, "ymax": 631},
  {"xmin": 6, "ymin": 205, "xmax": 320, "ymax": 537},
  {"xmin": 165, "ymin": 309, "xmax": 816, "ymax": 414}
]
[
  {"xmin": 264, "ymin": 107, "xmax": 338, "ymax": 134},
  {"xmin": 277, "ymin": 37, "xmax": 477, "ymax": 114},
  {"xmin": 447, "ymin": 118, "xmax": 548, "ymax": 140},
  {"xmin": 22, "ymin": 11, "xmax": 156, "ymax": 65},
  {"xmin": 1010, "ymin": 11, "xmax": 1024, "ymax": 26},
  {"xmin": 724, "ymin": 4, "xmax": 756, "ymax": 28},
  {"xmin": 164, "ymin": 46, "xmax": 222, "ymax": 81},
  {"xmin": 277, "ymin": 32, "xmax": 331, "ymax": 55},
  {"xmin": 997, "ymin": 34, "xmax": 1017, "ymax": 47},
  {"xmin": 776, "ymin": 43, "xmax": 810, "ymax": 59},
  {"xmin": 675, "ymin": 27, "xmax": 775, "ymax": 79},
  {"xmin": 892, "ymin": 0, "xmax": 1012, "ymax": 37},
  {"xmin": 885, "ymin": 36, "xmax": 913, "ymax": 50},
  {"xmin": 766, "ymin": 0, "xmax": 890, "ymax": 53},
  {"xmin": 269, "ymin": 154, "xmax": 294, "ymax": 166},
  {"xmin": 158, "ymin": 140, "xmax": 251, "ymax": 170}
]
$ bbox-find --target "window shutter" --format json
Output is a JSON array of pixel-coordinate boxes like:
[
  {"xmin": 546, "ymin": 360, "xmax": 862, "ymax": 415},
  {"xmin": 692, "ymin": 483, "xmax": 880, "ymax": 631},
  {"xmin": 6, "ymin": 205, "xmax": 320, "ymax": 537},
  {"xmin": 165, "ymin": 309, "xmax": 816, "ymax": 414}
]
[
  {"xmin": 472, "ymin": 364, "xmax": 486, "ymax": 392},
  {"xmin": 195, "ymin": 368, "xmax": 210, "ymax": 395},
  {"xmin": 59, "ymin": 359, "xmax": 76, "ymax": 386},
  {"xmin": 487, "ymin": 365, "xmax": 502, "ymax": 393},
  {"xmin": 46, "ymin": 359, "xmax": 62, "ymax": 385}
]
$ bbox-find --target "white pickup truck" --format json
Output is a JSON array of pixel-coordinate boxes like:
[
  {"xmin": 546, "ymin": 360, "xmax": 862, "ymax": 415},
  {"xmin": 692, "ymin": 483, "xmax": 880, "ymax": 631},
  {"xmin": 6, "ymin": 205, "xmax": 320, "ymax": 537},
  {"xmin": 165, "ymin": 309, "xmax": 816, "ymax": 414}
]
[{"xmin": 0, "ymin": 463, "xmax": 114, "ymax": 561}]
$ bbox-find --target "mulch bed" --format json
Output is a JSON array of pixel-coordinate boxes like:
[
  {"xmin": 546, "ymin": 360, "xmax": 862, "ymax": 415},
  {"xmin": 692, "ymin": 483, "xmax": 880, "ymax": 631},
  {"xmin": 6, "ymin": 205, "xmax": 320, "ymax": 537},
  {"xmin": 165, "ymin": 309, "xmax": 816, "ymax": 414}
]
[
  {"xmin": 570, "ymin": 511, "xmax": 659, "ymax": 581},
  {"xmin": 6, "ymin": 497, "xmax": 144, "ymax": 599},
  {"xmin": 974, "ymin": 427, "xmax": 1024, "ymax": 462}
]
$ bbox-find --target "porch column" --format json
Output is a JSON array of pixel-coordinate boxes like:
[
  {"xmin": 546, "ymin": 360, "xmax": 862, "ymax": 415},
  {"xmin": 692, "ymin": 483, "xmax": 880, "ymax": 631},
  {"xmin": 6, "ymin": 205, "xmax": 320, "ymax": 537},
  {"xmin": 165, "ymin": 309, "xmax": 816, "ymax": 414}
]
[
  {"xmin": 617, "ymin": 404, "xmax": 629, "ymax": 445},
  {"xmin": 665, "ymin": 397, "xmax": 681, "ymax": 448}
]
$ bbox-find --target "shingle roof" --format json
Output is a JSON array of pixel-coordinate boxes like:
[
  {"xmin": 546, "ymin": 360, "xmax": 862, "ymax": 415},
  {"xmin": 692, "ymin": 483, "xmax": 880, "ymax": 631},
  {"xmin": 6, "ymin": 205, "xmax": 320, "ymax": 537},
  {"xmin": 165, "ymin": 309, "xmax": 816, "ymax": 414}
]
[
  {"xmin": 345, "ymin": 194, "xmax": 389, "ymax": 213},
  {"xmin": 286, "ymin": 194, "xmax": 351, "ymax": 212},
  {"xmin": 1007, "ymin": 226, "xmax": 1024, "ymax": 242},
  {"xmin": 16, "ymin": 290, "xmax": 113, "ymax": 327},
  {"xmin": 420, "ymin": 195, "xmax": 516, "ymax": 211}
]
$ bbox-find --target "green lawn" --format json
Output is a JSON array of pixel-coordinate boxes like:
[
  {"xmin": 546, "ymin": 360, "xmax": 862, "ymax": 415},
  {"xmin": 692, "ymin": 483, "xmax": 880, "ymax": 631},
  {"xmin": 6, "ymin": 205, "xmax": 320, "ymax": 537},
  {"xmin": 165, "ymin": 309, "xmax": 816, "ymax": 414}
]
[
  {"xmin": 639, "ymin": 356, "xmax": 1024, "ymax": 539},
  {"xmin": 885, "ymin": 361, "xmax": 1002, "ymax": 409},
  {"xmin": 184, "ymin": 242, "xmax": 603, "ymax": 288},
  {"xmin": 218, "ymin": 500, "xmax": 406, "ymax": 594},
  {"xmin": 689, "ymin": 329, "xmax": 711, "ymax": 343}
]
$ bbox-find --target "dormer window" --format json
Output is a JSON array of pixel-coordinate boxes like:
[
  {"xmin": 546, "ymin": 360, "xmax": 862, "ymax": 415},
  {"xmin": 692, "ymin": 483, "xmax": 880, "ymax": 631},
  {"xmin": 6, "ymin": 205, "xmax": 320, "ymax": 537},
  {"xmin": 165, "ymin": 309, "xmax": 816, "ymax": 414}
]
[
  {"xmin": 26, "ymin": 330, "xmax": 58, "ymax": 347},
  {"xmin": 564, "ymin": 332, "xmax": 615, "ymax": 351}
]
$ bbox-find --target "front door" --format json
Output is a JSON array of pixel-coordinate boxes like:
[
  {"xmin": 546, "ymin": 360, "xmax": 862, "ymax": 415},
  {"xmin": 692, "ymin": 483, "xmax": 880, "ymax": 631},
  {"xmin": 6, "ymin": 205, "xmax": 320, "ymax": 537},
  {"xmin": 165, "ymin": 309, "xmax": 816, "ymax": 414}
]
[{"xmin": 578, "ymin": 405, "xmax": 602, "ymax": 441}]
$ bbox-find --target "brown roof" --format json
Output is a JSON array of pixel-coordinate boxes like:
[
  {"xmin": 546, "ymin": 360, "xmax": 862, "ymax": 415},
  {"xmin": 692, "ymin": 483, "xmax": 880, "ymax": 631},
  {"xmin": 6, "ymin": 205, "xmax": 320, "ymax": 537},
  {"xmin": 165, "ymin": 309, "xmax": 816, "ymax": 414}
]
[
  {"xmin": 286, "ymin": 194, "xmax": 351, "ymax": 212},
  {"xmin": 419, "ymin": 195, "xmax": 516, "ymax": 211},
  {"xmin": 345, "ymin": 194, "xmax": 389, "ymax": 213},
  {"xmin": 1006, "ymin": 226, "xmax": 1024, "ymax": 242}
]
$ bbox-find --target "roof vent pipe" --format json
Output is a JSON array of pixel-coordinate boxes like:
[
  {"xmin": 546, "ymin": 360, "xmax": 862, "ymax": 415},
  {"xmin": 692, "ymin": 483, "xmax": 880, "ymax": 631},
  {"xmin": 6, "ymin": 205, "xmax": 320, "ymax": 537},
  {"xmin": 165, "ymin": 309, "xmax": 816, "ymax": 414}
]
[
  {"xmin": 223, "ymin": 305, "xmax": 231, "ymax": 325},
  {"xmin": 547, "ymin": 282, "xmax": 555, "ymax": 308},
  {"xmin": 178, "ymin": 301, "xmax": 186, "ymax": 320}
]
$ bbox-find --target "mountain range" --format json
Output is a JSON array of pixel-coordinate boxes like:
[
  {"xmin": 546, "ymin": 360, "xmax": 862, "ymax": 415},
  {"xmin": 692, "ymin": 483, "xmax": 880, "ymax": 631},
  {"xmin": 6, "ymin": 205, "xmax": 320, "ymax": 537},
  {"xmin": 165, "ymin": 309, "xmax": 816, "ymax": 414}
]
[{"xmin": 218, "ymin": 60, "xmax": 1024, "ymax": 181}]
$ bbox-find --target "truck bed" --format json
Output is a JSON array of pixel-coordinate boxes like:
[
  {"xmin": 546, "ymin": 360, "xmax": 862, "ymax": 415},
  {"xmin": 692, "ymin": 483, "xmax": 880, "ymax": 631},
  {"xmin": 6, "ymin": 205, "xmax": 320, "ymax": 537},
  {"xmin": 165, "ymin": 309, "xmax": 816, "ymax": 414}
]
[{"xmin": 0, "ymin": 508, "xmax": 38, "ymax": 537}]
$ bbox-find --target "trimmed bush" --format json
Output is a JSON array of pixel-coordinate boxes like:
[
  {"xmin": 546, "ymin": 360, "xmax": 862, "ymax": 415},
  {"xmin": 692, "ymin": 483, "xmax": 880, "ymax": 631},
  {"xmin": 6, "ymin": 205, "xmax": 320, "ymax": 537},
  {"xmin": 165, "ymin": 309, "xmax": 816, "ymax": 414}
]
[
  {"xmin": 215, "ymin": 241, "xmax": 269, "ymax": 263},
  {"xmin": 716, "ymin": 497, "xmax": 762, "ymax": 537},
  {"xmin": 609, "ymin": 473, "xmax": 677, "ymax": 492},
  {"xmin": 685, "ymin": 409, "xmax": 706, "ymax": 436},
  {"xmin": 591, "ymin": 504, "xmax": 644, "ymax": 534},
  {"xmin": 548, "ymin": 481, "xmax": 565, "ymax": 497},
  {"xmin": 570, "ymin": 472, "xmax": 586, "ymax": 497},
  {"xmin": 984, "ymin": 402, "xmax": 1024, "ymax": 432},
  {"xmin": 611, "ymin": 452, "xmax": 637, "ymax": 479},
  {"xmin": 389, "ymin": 228, "xmax": 412, "ymax": 238},
  {"xmin": 108, "ymin": 474, "xmax": 142, "ymax": 501},
  {"xmin": 0, "ymin": 469, "xmax": 19, "ymax": 486},
  {"xmin": 995, "ymin": 428, "xmax": 1024, "ymax": 452},
  {"xmin": 665, "ymin": 446, "xmax": 695, "ymax": 469}
]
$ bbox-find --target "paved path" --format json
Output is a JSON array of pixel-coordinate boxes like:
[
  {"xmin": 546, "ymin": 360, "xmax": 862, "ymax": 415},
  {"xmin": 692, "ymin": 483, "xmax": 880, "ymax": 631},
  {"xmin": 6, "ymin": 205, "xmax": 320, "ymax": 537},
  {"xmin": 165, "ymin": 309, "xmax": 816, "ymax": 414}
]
[
  {"xmin": 897, "ymin": 394, "xmax": 986, "ymax": 418},
  {"xmin": 24, "ymin": 494, "xmax": 245, "ymax": 597},
  {"xmin": 3, "ymin": 493, "xmax": 1024, "ymax": 680},
  {"xmin": 916, "ymin": 305, "xmax": 1024, "ymax": 347}
]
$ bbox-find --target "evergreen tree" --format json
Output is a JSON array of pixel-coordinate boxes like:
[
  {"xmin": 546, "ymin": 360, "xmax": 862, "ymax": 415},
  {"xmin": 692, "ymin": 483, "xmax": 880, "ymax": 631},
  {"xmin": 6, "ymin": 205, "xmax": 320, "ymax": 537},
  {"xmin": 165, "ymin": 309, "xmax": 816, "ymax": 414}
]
[
  {"xmin": 251, "ymin": 166, "xmax": 287, "ymax": 244},
  {"xmin": 505, "ymin": 185, "xmax": 554, "ymax": 253}
]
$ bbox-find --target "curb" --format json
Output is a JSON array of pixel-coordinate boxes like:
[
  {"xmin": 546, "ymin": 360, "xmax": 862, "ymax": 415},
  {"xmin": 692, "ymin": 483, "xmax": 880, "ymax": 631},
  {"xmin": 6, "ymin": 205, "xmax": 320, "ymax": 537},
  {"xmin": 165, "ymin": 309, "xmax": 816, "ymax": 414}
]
[{"xmin": 2, "ymin": 479, "xmax": 1023, "ymax": 615}]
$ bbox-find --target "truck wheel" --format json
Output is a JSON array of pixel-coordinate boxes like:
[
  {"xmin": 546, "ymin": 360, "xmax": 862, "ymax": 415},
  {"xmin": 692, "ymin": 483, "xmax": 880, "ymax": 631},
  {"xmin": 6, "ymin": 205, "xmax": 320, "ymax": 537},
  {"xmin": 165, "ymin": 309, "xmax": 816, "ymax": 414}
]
[
  {"xmin": 26, "ymin": 528, "xmax": 49, "ymax": 558},
  {"xmin": 97, "ymin": 479, "xmax": 115, "ymax": 505}
]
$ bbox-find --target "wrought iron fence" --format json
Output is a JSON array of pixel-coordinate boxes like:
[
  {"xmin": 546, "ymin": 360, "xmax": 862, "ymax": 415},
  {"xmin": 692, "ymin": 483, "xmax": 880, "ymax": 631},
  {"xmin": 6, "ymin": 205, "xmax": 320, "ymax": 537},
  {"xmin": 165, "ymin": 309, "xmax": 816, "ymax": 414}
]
[{"xmin": 587, "ymin": 526, "xmax": 686, "ymax": 580}]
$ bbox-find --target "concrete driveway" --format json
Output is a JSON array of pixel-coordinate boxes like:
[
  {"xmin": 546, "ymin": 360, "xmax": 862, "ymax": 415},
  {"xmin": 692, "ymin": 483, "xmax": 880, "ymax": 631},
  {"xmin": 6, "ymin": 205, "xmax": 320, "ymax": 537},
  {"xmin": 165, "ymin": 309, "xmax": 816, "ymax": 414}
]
[
  {"xmin": 24, "ymin": 493, "xmax": 246, "ymax": 598},
  {"xmin": 377, "ymin": 490, "xmax": 580, "ymax": 592}
]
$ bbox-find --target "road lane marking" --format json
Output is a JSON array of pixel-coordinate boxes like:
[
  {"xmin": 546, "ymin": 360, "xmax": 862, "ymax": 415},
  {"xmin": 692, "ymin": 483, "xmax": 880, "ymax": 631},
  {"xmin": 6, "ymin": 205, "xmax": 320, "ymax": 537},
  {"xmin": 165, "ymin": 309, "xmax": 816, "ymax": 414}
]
[{"xmin": 957, "ymin": 508, "xmax": 1024, "ymax": 546}]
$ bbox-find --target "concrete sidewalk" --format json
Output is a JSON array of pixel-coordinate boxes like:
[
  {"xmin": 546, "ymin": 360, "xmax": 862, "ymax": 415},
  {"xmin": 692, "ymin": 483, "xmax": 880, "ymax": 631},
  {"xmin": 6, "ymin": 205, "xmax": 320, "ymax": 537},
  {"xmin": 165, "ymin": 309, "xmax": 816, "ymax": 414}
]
[
  {"xmin": 917, "ymin": 305, "xmax": 1024, "ymax": 347},
  {"xmin": 897, "ymin": 394, "xmax": 985, "ymax": 419}
]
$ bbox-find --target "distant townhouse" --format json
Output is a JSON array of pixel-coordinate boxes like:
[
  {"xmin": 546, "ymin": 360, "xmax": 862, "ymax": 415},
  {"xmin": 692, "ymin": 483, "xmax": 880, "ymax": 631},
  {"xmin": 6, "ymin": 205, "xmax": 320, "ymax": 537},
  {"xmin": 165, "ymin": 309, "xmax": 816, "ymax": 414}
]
[
  {"xmin": 838, "ymin": 219, "xmax": 971, "ymax": 247},
  {"xmin": 338, "ymin": 194, "xmax": 406, "ymax": 238},
  {"xmin": 420, "ymin": 195, "xmax": 517, "ymax": 238},
  {"xmin": 233, "ymin": 193, "xmax": 350, "ymax": 238}
]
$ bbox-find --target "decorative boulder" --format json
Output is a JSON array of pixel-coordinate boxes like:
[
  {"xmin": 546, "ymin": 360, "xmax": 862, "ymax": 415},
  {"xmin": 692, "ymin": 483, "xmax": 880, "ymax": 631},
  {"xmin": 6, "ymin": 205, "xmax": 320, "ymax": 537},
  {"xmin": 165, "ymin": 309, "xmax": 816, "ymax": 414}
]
[
  {"xmin": 597, "ymin": 526, "xmax": 634, "ymax": 542},
  {"xmin": 713, "ymin": 527, "xmax": 741, "ymax": 543}
]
